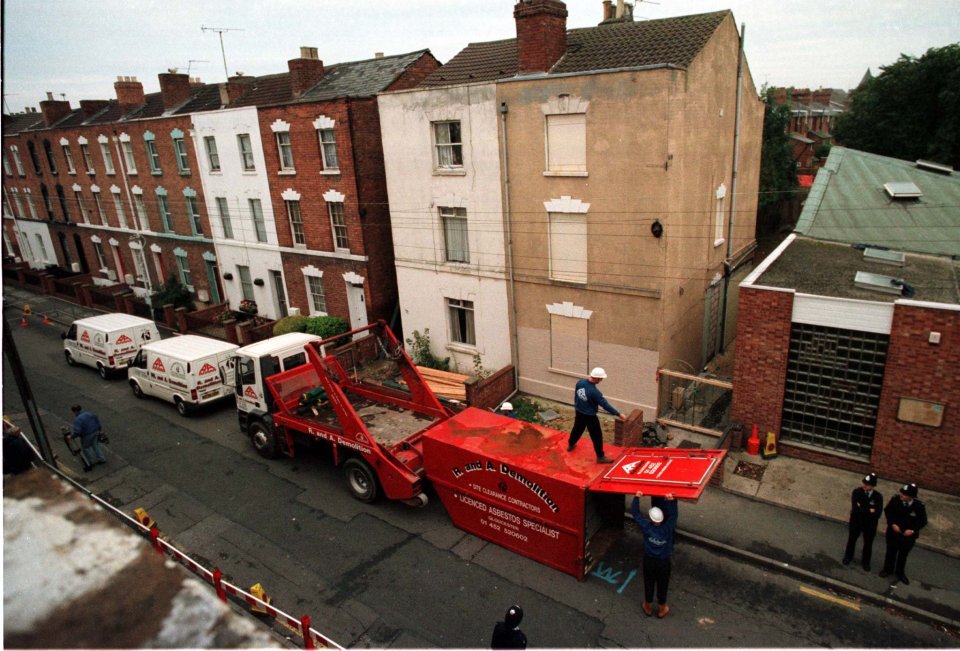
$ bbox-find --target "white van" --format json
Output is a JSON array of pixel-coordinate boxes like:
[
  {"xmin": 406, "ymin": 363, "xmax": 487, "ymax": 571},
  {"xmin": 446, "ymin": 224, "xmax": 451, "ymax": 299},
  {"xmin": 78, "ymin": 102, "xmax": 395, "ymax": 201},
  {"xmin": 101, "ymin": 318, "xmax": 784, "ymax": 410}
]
[
  {"xmin": 128, "ymin": 335, "xmax": 239, "ymax": 416},
  {"xmin": 234, "ymin": 332, "xmax": 323, "ymax": 432},
  {"xmin": 62, "ymin": 313, "xmax": 161, "ymax": 379}
]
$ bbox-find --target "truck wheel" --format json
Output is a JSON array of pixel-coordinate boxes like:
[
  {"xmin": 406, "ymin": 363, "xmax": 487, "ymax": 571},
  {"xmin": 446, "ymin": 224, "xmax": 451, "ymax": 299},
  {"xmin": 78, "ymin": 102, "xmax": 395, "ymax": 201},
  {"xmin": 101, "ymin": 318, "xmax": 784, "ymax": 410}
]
[
  {"xmin": 130, "ymin": 381, "xmax": 144, "ymax": 399},
  {"xmin": 174, "ymin": 397, "xmax": 190, "ymax": 417},
  {"xmin": 65, "ymin": 351, "xmax": 76, "ymax": 366},
  {"xmin": 97, "ymin": 363, "xmax": 109, "ymax": 379},
  {"xmin": 343, "ymin": 458, "xmax": 379, "ymax": 503},
  {"xmin": 250, "ymin": 422, "xmax": 278, "ymax": 459}
]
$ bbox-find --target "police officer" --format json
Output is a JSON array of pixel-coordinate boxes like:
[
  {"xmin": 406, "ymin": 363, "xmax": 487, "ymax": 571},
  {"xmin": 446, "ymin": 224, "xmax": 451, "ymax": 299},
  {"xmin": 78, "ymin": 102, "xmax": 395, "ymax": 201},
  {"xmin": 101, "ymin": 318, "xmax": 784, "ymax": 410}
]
[
  {"xmin": 491, "ymin": 604, "xmax": 527, "ymax": 649},
  {"xmin": 879, "ymin": 482, "xmax": 927, "ymax": 585},
  {"xmin": 842, "ymin": 472, "xmax": 883, "ymax": 570}
]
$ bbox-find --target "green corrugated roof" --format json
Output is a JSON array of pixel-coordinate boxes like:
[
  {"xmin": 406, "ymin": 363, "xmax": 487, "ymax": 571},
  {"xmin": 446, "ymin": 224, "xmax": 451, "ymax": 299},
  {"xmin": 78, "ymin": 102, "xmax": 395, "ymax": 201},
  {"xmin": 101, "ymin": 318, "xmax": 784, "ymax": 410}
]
[{"xmin": 795, "ymin": 147, "xmax": 960, "ymax": 257}]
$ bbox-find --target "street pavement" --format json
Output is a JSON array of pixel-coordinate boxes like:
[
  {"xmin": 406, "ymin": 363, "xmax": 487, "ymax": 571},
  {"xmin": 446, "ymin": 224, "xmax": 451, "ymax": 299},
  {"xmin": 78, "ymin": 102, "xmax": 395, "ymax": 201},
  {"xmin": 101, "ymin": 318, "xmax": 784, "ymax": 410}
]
[{"xmin": 4, "ymin": 284, "xmax": 959, "ymax": 637}]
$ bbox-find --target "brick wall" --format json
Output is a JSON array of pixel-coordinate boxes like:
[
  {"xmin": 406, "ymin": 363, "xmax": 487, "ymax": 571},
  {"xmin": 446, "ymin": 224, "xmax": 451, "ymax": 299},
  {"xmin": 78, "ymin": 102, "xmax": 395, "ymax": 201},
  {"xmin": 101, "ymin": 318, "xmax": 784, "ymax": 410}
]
[
  {"xmin": 514, "ymin": 0, "xmax": 568, "ymax": 74},
  {"xmin": 730, "ymin": 286, "xmax": 794, "ymax": 439},
  {"xmin": 464, "ymin": 365, "xmax": 516, "ymax": 409}
]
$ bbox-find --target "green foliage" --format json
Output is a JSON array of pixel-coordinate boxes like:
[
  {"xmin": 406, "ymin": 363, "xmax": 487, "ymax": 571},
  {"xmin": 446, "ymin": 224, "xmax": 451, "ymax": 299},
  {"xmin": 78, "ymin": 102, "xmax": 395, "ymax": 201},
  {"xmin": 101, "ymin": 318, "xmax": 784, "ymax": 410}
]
[
  {"xmin": 814, "ymin": 143, "xmax": 832, "ymax": 159},
  {"xmin": 405, "ymin": 329, "xmax": 450, "ymax": 371},
  {"xmin": 151, "ymin": 273, "xmax": 195, "ymax": 314},
  {"xmin": 758, "ymin": 85, "xmax": 797, "ymax": 213},
  {"xmin": 834, "ymin": 44, "xmax": 960, "ymax": 168},
  {"xmin": 304, "ymin": 315, "xmax": 350, "ymax": 345},
  {"xmin": 511, "ymin": 397, "xmax": 544, "ymax": 425},
  {"xmin": 273, "ymin": 314, "xmax": 309, "ymax": 336},
  {"xmin": 472, "ymin": 353, "xmax": 489, "ymax": 379}
]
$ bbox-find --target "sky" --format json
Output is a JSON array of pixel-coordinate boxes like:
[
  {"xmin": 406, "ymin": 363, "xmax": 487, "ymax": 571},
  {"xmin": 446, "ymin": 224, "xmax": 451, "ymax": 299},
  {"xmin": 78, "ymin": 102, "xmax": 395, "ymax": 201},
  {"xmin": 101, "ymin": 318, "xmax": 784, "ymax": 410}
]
[{"xmin": 2, "ymin": 0, "xmax": 958, "ymax": 112}]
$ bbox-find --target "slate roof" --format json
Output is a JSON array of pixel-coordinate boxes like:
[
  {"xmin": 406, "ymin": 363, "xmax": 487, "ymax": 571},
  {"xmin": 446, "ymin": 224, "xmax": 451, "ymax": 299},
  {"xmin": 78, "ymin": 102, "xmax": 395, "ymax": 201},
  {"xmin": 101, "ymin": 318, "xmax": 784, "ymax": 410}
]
[
  {"xmin": 231, "ymin": 50, "xmax": 431, "ymax": 107},
  {"xmin": 2, "ymin": 112, "xmax": 44, "ymax": 135},
  {"xmin": 420, "ymin": 10, "xmax": 729, "ymax": 87},
  {"xmin": 795, "ymin": 147, "xmax": 960, "ymax": 258}
]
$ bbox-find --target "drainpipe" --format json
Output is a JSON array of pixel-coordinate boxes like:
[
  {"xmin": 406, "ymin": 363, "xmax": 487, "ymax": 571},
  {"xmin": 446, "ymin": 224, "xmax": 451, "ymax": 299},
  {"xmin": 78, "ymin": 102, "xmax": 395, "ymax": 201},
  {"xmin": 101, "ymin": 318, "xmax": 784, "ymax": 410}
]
[
  {"xmin": 718, "ymin": 22, "xmax": 744, "ymax": 354},
  {"xmin": 499, "ymin": 101, "xmax": 520, "ymax": 391}
]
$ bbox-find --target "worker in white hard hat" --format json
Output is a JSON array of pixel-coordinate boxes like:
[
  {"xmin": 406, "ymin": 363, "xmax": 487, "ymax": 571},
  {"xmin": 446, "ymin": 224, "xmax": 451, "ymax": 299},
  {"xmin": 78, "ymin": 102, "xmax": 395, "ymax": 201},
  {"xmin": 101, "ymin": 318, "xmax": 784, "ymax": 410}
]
[
  {"xmin": 632, "ymin": 490, "xmax": 678, "ymax": 619},
  {"xmin": 498, "ymin": 401, "xmax": 516, "ymax": 419},
  {"xmin": 566, "ymin": 367, "xmax": 625, "ymax": 463}
]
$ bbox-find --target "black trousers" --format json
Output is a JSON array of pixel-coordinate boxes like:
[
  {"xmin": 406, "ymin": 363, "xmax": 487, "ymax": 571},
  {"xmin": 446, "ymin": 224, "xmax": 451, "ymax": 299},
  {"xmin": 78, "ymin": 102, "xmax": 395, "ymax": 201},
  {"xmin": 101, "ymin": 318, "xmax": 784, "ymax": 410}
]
[
  {"xmin": 844, "ymin": 519, "xmax": 878, "ymax": 565},
  {"xmin": 882, "ymin": 529, "xmax": 917, "ymax": 576},
  {"xmin": 568, "ymin": 413, "xmax": 604, "ymax": 457},
  {"xmin": 643, "ymin": 555, "xmax": 671, "ymax": 604}
]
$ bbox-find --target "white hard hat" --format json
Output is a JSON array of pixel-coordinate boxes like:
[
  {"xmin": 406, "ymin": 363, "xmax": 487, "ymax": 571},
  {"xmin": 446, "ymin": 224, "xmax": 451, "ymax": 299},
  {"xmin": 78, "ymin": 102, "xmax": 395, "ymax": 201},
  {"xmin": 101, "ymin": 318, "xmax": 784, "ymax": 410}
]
[
  {"xmin": 589, "ymin": 367, "xmax": 607, "ymax": 379},
  {"xmin": 649, "ymin": 506, "xmax": 664, "ymax": 523},
  {"xmin": 500, "ymin": 402, "xmax": 514, "ymax": 411}
]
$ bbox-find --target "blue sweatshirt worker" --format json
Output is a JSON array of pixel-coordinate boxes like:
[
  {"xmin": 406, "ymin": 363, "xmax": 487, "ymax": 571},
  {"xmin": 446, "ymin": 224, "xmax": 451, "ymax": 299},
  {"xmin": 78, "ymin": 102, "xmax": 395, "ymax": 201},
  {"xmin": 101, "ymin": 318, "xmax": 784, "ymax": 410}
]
[
  {"xmin": 71, "ymin": 404, "xmax": 106, "ymax": 469},
  {"xmin": 631, "ymin": 491, "xmax": 678, "ymax": 619},
  {"xmin": 566, "ymin": 367, "xmax": 625, "ymax": 463}
]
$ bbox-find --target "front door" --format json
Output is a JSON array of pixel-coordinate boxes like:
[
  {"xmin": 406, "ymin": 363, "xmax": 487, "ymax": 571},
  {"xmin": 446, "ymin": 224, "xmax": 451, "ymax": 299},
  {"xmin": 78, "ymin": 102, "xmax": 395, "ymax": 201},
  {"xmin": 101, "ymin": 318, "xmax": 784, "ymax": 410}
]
[
  {"xmin": 270, "ymin": 270, "xmax": 288, "ymax": 318},
  {"xmin": 344, "ymin": 273, "xmax": 367, "ymax": 337}
]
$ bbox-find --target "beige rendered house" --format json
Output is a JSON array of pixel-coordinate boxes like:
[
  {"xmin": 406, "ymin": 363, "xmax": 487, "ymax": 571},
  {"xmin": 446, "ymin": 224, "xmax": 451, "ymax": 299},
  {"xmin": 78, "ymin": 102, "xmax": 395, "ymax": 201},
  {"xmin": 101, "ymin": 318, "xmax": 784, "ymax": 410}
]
[{"xmin": 384, "ymin": 0, "xmax": 763, "ymax": 414}]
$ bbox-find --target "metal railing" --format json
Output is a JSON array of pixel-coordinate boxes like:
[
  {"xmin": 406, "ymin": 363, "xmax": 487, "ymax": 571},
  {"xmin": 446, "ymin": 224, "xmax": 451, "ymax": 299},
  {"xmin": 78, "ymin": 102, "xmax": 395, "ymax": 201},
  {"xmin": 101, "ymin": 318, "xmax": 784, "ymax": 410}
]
[{"xmin": 656, "ymin": 369, "xmax": 733, "ymax": 437}]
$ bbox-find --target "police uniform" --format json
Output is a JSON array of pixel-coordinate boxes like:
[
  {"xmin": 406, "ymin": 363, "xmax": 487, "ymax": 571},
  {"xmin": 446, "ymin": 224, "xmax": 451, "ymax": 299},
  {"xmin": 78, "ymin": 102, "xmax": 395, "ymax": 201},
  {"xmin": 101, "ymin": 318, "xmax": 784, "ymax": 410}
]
[
  {"xmin": 842, "ymin": 472, "xmax": 883, "ymax": 570},
  {"xmin": 879, "ymin": 482, "xmax": 927, "ymax": 584}
]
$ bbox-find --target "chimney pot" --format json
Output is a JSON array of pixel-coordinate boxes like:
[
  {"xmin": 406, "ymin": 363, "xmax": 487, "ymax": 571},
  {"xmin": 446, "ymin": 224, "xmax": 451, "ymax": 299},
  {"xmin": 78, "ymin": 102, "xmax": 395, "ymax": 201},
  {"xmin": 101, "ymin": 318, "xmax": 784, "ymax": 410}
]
[{"xmin": 375, "ymin": 52, "xmax": 384, "ymax": 59}]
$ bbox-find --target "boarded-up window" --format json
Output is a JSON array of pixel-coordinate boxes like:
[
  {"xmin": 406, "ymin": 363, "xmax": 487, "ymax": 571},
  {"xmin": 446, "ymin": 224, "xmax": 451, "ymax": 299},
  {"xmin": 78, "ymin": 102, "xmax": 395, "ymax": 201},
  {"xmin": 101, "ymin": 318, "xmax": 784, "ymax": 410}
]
[
  {"xmin": 546, "ymin": 113, "xmax": 586, "ymax": 173},
  {"xmin": 549, "ymin": 212, "xmax": 587, "ymax": 283},
  {"xmin": 551, "ymin": 314, "xmax": 587, "ymax": 374}
]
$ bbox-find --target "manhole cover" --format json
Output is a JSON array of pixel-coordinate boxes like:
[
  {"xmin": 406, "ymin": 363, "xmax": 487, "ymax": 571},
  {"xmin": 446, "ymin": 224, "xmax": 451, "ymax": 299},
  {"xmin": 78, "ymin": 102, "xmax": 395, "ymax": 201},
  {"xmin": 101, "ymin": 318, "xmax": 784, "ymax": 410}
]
[{"xmin": 734, "ymin": 460, "xmax": 766, "ymax": 481}]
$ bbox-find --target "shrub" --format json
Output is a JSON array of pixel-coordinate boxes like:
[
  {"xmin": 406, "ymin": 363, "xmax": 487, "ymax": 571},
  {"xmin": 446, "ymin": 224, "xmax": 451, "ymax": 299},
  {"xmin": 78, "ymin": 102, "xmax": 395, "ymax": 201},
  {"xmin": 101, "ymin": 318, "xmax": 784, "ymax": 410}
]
[
  {"xmin": 405, "ymin": 328, "xmax": 450, "ymax": 371},
  {"xmin": 151, "ymin": 273, "xmax": 195, "ymax": 319},
  {"xmin": 512, "ymin": 396, "xmax": 544, "ymax": 424},
  {"xmin": 273, "ymin": 314, "xmax": 309, "ymax": 336},
  {"xmin": 305, "ymin": 315, "xmax": 350, "ymax": 345}
]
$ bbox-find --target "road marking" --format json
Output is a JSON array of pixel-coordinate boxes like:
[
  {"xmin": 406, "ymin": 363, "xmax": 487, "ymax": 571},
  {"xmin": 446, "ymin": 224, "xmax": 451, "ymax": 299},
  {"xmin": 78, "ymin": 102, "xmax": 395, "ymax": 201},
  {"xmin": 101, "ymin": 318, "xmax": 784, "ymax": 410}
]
[{"xmin": 799, "ymin": 586, "xmax": 861, "ymax": 611}]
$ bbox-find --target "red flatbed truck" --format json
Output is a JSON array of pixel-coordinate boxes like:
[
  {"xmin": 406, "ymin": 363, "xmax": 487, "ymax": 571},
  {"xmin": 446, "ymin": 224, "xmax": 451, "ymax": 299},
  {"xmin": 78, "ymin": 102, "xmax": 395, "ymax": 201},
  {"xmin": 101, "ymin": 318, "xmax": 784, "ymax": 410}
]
[{"xmin": 251, "ymin": 320, "xmax": 724, "ymax": 579}]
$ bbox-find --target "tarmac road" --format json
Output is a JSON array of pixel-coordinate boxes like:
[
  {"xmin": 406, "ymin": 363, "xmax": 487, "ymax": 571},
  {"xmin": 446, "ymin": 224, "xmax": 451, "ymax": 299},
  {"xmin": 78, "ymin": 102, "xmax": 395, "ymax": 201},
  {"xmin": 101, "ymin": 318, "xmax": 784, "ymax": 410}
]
[{"xmin": 3, "ymin": 305, "xmax": 957, "ymax": 648}]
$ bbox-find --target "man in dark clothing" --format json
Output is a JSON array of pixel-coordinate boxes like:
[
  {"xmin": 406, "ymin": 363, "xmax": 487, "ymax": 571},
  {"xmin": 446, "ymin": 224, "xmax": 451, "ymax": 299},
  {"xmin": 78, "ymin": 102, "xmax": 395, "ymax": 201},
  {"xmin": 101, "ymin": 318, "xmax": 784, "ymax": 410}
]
[
  {"xmin": 567, "ymin": 367, "xmax": 626, "ymax": 463},
  {"xmin": 879, "ymin": 482, "xmax": 927, "ymax": 585},
  {"xmin": 3, "ymin": 428, "xmax": 38, "ymax": 475},
  {"xmin": 843, "ymin": 472, "xmax": 883, "ymax": 570},
  {"xmin": 631, "ymin": 491, "xmax": 678, "ymax": 619},
  {"xmin": 490, "ymin": 604, "xmax": 526, "ymax": 649},
  {"xmin": 71, "ymin": 404, "xmax": 106, "ymax": 470}
]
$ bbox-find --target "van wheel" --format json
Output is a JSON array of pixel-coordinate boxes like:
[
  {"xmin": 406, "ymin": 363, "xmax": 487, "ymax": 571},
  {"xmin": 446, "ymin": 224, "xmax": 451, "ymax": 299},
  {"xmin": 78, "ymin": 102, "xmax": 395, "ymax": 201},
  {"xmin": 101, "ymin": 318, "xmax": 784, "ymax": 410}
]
[
  {"xmin": 65, "ymin": 351, "xmax": 76, "ymax": 366},
  {"xmin": 130, "ymin": 381, "xmax": 144, "ymax": 399},
  {"xmin": 343, "ymin": 458, "xmax": 379, "ymax": 503},
  {"xmin": 97, "ymin": 363, "xmax": 109, "ymax": 380},
  {"xmin": 250, "ymin": 422, "xmax": 278, "ymax": 459},
  {"xmin": 174, "ymin": 397, "xmax": 190, "ymax": 417}
]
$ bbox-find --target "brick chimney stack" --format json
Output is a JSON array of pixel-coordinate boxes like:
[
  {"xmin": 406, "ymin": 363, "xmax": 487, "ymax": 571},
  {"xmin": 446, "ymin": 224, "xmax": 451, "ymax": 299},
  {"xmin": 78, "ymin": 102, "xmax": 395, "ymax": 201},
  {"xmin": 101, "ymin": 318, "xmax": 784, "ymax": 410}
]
[
  {"xmin": 222, "ymin": 73, "xmax": 255, "ymax": 105},
  {"xmin": 158, "ymin": 71, "xmax": 192, "ymax": 109},
  {"xmin": 39, "ymin": 92, "xmax": 72, "ymax": 127},
  {"xmin": 79, "ymin": 100, "xmax": 110, "ymax": 118},
  {"xmin": 114, "ymin": 76, "xmax": 145, "ymax": 113},
  {"xmin": 288, "ymin": 47, "xmax": 324, "ymax": 97},
  {"xmin": 514, "ymin": 0, "xmax": 568, "ymax": 75}
]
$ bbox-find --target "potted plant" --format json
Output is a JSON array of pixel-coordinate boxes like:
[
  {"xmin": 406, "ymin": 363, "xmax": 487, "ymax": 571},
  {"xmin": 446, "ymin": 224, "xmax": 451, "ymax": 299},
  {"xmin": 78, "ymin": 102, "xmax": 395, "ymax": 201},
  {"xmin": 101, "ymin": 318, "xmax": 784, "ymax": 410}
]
[{"xmin": 238, "ymin": 299, "xmax": 257, "ymax": 315}]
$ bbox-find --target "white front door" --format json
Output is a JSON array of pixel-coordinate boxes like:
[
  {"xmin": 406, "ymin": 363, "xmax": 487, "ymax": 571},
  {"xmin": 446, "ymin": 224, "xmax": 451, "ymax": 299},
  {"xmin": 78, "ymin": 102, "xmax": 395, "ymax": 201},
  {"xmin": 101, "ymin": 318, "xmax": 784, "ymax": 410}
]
[{"xmin": 343, "ymin": 272, "xmax": 367, "ymax": 337}]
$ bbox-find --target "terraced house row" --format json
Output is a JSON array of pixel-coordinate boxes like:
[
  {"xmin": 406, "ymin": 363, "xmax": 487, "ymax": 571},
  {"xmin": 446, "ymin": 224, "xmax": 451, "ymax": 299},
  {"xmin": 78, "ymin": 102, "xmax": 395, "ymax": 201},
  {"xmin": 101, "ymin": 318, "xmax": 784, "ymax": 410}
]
[{"xmin": 3, "ymin": 0, "xmax": 763, "ymax": 412}]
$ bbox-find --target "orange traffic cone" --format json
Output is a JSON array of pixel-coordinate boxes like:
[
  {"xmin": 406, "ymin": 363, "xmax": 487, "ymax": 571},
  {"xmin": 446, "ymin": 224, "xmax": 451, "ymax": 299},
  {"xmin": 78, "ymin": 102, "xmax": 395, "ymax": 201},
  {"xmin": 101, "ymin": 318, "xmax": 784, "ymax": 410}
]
[
  {"xmin": 746, "ymin": 424, "xmax": 761, "ymax": 456},
  {"xmin": 20, "ymin": 315, "xmax": 28, "ymax": 327},
  {"xmin": 42, "ymin": 314, "xmax": 52, "ymax": 325}
]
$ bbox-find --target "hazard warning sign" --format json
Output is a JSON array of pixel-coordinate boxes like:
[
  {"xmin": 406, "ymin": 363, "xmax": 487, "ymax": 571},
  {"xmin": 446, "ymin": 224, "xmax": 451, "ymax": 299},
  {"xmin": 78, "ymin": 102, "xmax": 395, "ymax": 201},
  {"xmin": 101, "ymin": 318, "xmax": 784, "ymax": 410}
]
[
  {"xmin": 198, "ymin": 363, "xmax": 216, "ymax": 376},
  {"xmin": 590, "ymin": 449, "xmax": 725, "ymax": 499},
  {"xmin": 116, "ymin": 334, "xmax": 133, "ymax": 344},
  {"xmin": 81, "ymin": 330, "xmax": 90, "ymax": 343},
  {"xmin": 152, "ymin": 357, "xmax": 166, "ymax": 372},
  {"xmin": 244, "ymin": 386, "xmax": 258, "ymax": 399}
]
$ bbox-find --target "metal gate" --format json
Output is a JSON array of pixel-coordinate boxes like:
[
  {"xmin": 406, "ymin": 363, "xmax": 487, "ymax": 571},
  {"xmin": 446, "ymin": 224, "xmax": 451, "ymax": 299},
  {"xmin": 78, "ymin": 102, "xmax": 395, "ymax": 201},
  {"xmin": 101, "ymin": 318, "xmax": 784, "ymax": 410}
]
[{"xmin": 780, "ymin": 323, "xmax": 888, "ymax": 457}]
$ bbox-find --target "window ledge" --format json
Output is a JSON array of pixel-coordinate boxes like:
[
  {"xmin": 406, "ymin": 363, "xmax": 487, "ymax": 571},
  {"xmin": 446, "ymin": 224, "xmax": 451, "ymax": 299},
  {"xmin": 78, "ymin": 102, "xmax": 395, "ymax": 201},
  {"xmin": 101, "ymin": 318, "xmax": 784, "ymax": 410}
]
[
  {"xmin": 87, "ymin": 171, "xmax": 96, "ymax": 176},
  {"xmin": 446, "ymin": 342, "xmax": 477, "ymax": 355},
  {"xmin": 278, "ymin": 169, "xmax": 297, "ymax": 175},
  {"xmin": 178, "ymin": 170, "xmax": 192, "ymax": 177},
  {"xmin": 127, "ymin": 172, "xmax": 138, "ymax": 176},
  {"xmin": 242, "ymin": 170, "xmax": 258, "ymax": 175},
  {"xmin": 67, "ymin": 171, "xmax": 77, "ymax": 176},
  {"xmin": 320, "ymin": 169, "xmax": 340, "ymax": 176},
  {"xmin": 543, "ymin": 170, "xmax": 588, "ymax": 177},
  {"xmin": 208, "ymin": 171, "xmax": 222, "ymax": 176},
  {"xmin": 433, "ymin": 169, "xmax": 466, "ymax": 177}
]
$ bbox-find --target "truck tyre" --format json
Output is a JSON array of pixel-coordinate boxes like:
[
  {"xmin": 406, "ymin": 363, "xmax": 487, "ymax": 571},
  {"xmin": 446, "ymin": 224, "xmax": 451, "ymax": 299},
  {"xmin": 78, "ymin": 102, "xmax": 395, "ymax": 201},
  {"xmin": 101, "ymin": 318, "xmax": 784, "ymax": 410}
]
[
  {"xmin": 130, "ymin": 381, "xmax": 144, "ymax": 399},
  {"xmin": 65, "ymin": 351, "xmax": 76, "ymax": 366},
  {"xmin": 97, "ymin": 363, "xmax": 109, "ymax": 379},
  {"xmin": 343, "ymin": 458, "xmax": 379, "ymax": 503},
  {"xmin": 174, "ymin": 396, "xmax": 190, "ymax": 417},
  {"xmin": 250, "ymin": 421, "xmax": 279, "ymax": 459}
]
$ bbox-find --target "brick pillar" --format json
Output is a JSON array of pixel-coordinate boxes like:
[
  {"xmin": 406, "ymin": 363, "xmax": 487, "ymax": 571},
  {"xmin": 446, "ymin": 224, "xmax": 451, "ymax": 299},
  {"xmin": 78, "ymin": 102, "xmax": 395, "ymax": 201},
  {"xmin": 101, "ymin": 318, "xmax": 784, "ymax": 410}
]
[
  {"xmin": 174, "ymin": 307, "xmax": 188, "ymax": 333},
  {"xmin": 113, "ymin": 291, "xmax": 128, "ymax": 312},
  {"xmin": 40, "ymin": 274, "xmax": 54, "ymax": 295},
  {"xmin": 79, "ymin": 284, "xmax": 93, "ymax": 307},
  {"xmin": 617, "ymin": 409, "xmax": 645, "ymax": 447},
  {"xmin": 162, "ymin": 304, "xmax": 176, "ymax": 329},
  {"xmin": 237, "ymin": 321, "xmax": 253, "ymax": 345},
  {"xmin": 223, "ymin": 319, "xmax": 238, "ymax": 345},
  {"xmin": 122, "ymin": 294, "xmax": 136, "ymax": 314}
]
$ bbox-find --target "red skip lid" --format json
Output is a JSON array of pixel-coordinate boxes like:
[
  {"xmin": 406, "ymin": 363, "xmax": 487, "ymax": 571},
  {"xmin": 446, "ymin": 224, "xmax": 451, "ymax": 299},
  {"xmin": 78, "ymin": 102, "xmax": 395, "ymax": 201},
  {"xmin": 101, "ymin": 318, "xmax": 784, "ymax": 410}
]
[{"xmin": 589, "ymin": 449, "xmax": 726, "ymax": 499}]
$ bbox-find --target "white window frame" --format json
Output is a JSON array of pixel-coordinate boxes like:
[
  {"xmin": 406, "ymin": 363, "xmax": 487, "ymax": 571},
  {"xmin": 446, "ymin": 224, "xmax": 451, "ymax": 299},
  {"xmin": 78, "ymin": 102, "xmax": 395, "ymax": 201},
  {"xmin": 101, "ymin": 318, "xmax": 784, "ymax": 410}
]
[
  {"xmin": 144, "ymin": 132, "xmax": 161, "ymax": 174},
  {"xmin": 287, "ymin": 200, "xmax": 305, "ymax": 247},
  {"xmin": 204, "ymin": 136, "xmax": 221, "ymax": 172},
  {"xmin": 156, "ymin": 189, "xmax": 173, "ymax": 232},
  {"xmin": 3, "ymin": 152, "xmax": 13, "ymax": 176},
  {"xmin": 171, "ymin": 130, "xmax": 190, "ymax": 174},
  {"xmin": 237, "ymin": 265, "xmax": 255, "ymax": 301},
  {"xmin": 120, "ymin": 134, "xmax": 137, "ymax": 175},
  {"xmin": 10, "ymin": 146, "xmax": 25, "ymax": 175},
  {"xmin": 175, "ymin": 249, "xmax": 194, "ymax": 290},
  {"xmin": 184, "ymin": 190, "xmax": 202, "ymax": 236},
  {"xmin": 92, "ymin": 238, "xmax": 108, "ymax": 270},
  {"xmin": 90, "ymin": 187, "xmax": 106, "ymax": 224},
  {"xmin": 132, "ymin": 191, "xmax": 149, "ymax": 231},
  {"xmin": 73, "ymin": 189, "xmax": 89, "ymax": 224},
  {"xmin": 11, "ymin": 189, "xmax": 24, "ymax": 216},
  {"xmin": 249, "ymin": 198, "xmax": 267, "ymax": 242},
  {"xmin": 432, "ymin": 120, "xmax": 463, "ymax": 171},
  {"xmin": 79, "ymin": 142, "xmax": 94, "ymax": 175},
  {"xmin": 440, "ymin": 206, "xmax": 469, "ymax": 264},
  {"xmin": 111, "ymin": 187, "xmax": 128, "ymax": 229},
  {"xmin": 305, "ymin": 273, "xmax": 327, "ymax": 315},
  {"xmin": 60, "ymin": 139, "xmax": 76, "ymax": 174},
  {"xmin": 447, "ymin": 297, "xmax": 476, "ymax": 347},
  {"xmin": 98, "ymin": 136, "xmax": 116, "ymax": 174},
  {"xmin": 314, "ymin": 115, "xmax": 339, "ymax": 173},
  {"xmin": 714, "ymin": 183, "xmax": 727, "ymax": 247},
  {"xmin": 238, "ymin": 134, "xmax": 255, "ymax": 171},
  {"xmin": 328, "ymin": 201, "xmax": 348, "ymax": 252},
  {"xmin": 276, "ymin": 132, "xmax": 295, "ymax": 172}
]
